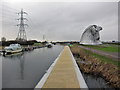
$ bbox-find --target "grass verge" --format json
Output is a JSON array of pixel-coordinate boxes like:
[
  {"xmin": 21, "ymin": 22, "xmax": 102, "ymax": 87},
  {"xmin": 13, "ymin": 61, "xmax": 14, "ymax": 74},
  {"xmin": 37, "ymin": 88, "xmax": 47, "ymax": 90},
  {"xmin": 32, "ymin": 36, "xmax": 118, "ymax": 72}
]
[
  {"xmin": 83, "ymin": 48, "xmax": 120, "ymax": 69},
  {"xmin": 70, "ymin": 45, "xmax": 120, "ymax": 88},
  {"xmin": 81, "ymin": 44, "xmax": 120, "ymax": 52}
]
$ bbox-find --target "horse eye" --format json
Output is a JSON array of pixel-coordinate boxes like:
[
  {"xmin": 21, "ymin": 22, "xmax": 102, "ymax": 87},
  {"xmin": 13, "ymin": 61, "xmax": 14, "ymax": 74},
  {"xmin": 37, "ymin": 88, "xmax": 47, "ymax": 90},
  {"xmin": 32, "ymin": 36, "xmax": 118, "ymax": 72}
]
[{"xmin": 93, "ymin": 25, "xmax": 97, "ymax": 28}]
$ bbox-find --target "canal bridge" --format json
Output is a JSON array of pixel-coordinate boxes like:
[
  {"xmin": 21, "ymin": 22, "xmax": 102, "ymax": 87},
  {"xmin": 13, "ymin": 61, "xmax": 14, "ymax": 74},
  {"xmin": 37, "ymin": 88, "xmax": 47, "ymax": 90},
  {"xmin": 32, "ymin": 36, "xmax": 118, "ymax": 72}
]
[{"xmin": 35, "ymin": 46, "xmax": 88, "ymax": 89}]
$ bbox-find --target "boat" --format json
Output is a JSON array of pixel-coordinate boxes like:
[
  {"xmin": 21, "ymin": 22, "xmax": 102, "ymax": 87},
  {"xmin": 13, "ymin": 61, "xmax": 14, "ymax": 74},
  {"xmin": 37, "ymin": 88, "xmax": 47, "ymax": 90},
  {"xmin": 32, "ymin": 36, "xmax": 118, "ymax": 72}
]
[
  {"xmin": 3, "ymin": 44, "xmax": 23, "ymax": 55},
  {"xmin": 47, "ymin": 43, "xmax": 52, "ymax": 48},
  {"xmin": 23, "ymin": 47, "xmax": 34, "ymax": 51},
  {"xmin": 3, "ymin": 52, "xmax": 23, "ymax": 57}
]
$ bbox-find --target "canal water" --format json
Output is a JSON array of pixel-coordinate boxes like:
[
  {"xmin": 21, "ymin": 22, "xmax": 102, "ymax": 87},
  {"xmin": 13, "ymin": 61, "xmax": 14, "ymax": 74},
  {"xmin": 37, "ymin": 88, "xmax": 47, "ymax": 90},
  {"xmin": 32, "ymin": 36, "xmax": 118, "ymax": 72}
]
[
  {"xmin": 2, "ymin": 45, "xmax": 64, "ymax": 88},
  {"xmin": 2, "ymin": 45, "xmax": 116, "ymax": 89},
  {"xmin": 82, "ymin": 72, "xmax": 115, "ymax": 89}
]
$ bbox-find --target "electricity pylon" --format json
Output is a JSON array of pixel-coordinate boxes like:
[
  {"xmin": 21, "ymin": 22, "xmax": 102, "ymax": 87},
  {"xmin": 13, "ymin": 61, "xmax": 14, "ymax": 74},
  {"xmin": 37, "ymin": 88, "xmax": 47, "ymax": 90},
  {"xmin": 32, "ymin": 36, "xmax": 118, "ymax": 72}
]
[{"xmin": 16, "ymin": 9, "xmax": 28, "ymax": 41}]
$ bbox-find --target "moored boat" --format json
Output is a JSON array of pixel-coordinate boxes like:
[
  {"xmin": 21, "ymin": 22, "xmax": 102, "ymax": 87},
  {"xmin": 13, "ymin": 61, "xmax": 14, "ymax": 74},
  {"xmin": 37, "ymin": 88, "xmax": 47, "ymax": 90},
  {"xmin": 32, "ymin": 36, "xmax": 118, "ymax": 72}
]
[
  {"xmin": 47, "ymin": 43, "xmax": 53, "ymax": 48},
  {"xmin": 3, "ymin": 44, "xmax": 23, "ymax": 55}
]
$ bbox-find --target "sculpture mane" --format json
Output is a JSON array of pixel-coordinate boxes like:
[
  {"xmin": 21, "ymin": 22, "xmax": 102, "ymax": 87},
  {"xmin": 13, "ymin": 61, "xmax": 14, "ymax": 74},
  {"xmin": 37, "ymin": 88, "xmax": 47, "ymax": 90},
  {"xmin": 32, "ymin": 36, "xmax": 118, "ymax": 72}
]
[{"xmin": 80, "ymin": 25, "xmax": 102, "ymax": 45}]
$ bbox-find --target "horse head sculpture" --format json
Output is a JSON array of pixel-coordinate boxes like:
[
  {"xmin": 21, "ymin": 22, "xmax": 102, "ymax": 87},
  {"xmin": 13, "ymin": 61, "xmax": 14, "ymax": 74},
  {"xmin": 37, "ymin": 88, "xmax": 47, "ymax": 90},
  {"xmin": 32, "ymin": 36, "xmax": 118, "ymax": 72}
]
[{"xmin": 80, "ymin": 25, "xmax": 102, "ymax": 45}]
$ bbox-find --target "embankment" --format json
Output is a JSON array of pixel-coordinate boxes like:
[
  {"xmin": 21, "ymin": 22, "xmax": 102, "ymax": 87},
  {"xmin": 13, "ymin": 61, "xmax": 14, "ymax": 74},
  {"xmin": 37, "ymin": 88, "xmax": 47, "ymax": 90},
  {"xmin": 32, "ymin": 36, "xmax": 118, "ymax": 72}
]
[{"xmin": 70, "ymin": 45, "xmax": 120, "ymax": 88}]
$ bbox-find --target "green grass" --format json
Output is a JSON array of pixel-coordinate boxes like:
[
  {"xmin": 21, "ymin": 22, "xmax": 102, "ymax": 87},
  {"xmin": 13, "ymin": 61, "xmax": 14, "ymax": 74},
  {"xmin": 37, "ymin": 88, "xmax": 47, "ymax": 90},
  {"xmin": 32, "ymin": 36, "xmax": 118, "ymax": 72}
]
[
  {"xmin": 96, "ymin": 46, "xmax": 119, "ymax": 52},
  {"xmin": 83, "ymin": 49, "xmax": 120, "ymax": 69},
  {"xmin": 80, "ymin": 44, "xmax": 120, "ymax": 52}
]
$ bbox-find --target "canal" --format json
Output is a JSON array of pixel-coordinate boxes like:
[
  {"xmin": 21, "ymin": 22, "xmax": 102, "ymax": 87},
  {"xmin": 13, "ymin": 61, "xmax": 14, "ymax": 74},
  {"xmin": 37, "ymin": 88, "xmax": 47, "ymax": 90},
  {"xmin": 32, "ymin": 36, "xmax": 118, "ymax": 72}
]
[
  {"xmin": 2, "ymin": 45, "xmax": 64, "ymax": 88},
  {"xmin": 82, "ymin": 72, "xmax": 115, "ymax": 89},
  {"xmin": 2, "ymin": 45, "xmax": 116, "ymax": 89}
]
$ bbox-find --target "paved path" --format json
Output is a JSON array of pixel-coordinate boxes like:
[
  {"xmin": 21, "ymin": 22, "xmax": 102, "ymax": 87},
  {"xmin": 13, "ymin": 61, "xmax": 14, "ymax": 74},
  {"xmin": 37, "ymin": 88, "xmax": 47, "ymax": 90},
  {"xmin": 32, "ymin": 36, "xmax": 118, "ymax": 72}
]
[
  {"xmin": 42, "ymin": 46, "xmax": 80, "ymax": 88},
  {"xmin": 79, "ymin": 46, "xmax": 120, "ymax": 61}
]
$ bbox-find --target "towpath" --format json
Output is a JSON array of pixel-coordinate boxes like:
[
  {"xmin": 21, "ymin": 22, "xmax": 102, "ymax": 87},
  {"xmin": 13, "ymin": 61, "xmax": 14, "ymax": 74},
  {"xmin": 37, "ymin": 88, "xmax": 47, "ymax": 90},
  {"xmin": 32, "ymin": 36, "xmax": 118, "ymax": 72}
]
[
  {"xmin": 79, "ymin": 46, "xmax": 120, "ymax": 61},
  {"xmin": 35, "ymin": 46, "xmax": 88, "ymax": 89}
]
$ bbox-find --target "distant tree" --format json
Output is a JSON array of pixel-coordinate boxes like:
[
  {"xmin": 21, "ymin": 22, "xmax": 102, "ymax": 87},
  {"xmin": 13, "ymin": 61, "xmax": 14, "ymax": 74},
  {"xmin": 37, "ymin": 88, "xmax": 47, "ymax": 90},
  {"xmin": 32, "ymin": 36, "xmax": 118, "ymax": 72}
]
[
  {"xmin": 41, "ymin": 41, "xmax": 48, "ymax": 45},
  {"xmin": 1, "ymin": 37, "xmax": 6, "ymax": 41}
]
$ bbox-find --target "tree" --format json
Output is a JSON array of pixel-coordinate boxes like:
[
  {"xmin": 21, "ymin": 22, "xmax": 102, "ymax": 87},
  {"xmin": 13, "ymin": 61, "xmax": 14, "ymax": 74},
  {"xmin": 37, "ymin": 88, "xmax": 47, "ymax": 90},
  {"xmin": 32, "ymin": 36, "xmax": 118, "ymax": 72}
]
[{"xmin": 1, "ymin": 37, "xmax": 6, "ymax": 41}]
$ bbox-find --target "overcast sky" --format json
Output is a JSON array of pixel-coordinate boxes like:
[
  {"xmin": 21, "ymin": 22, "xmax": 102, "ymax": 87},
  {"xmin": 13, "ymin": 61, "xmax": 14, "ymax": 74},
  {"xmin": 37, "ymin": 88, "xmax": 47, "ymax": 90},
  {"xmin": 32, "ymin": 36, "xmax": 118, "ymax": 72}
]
[{"xmin": 0, "ymin": 1, "xmax": 118, "ymax": 41}]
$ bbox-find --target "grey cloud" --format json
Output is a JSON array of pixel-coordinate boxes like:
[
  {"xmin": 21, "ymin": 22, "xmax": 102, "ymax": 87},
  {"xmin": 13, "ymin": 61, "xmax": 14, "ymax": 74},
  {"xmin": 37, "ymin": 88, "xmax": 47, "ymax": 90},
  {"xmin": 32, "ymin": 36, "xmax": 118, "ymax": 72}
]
[{"xmin": 1, "ymin": 2, "xmax": 118, "ymax": 41}]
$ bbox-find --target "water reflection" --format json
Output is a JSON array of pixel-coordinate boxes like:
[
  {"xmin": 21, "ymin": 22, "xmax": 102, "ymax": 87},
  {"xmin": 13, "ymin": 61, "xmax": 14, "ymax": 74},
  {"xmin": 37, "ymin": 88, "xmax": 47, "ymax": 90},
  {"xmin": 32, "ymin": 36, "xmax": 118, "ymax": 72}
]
[
  {"xmin": 3, "ymin": 52, "xmax": 25, "ymax": 80},
  {"xmin": 82, "ymin": 72, "xmax": 115, "ymax": 89},
  {"xmin": 3, "ymin": 45, "xmax": 64, "ymax": 88},
  {"xmin": 4, "ymin": 52, "xmax": 23, "ymax": 59},
  {"xmin": 20, "ymin": 53, "xmax": 25, "ymax": 80}
]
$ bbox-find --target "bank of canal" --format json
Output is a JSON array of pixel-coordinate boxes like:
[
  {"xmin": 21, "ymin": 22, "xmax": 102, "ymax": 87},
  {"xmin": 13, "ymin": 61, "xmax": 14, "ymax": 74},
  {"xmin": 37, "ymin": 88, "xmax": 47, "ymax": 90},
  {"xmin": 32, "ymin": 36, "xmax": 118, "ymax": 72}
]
[
  {"xmin": 82, "ymin": 71, "xmax": 115, "ymax": 89},
  {"xmin": 2, "ymin": 45, "xmax": 117, "ymax": 89},
  {"xmin": 2, "ymin": 45, "xmax": 64, "ymax": 88},
  {"xmin": 70, "ymin": 45, "xmax": 119, "ymax": 89}
]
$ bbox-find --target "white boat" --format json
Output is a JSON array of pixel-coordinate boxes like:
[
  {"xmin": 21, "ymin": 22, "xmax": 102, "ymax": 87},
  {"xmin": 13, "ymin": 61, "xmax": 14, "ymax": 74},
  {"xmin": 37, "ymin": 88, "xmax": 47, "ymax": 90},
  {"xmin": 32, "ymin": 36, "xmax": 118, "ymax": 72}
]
[
  {"xmin": 46, "ymin": 43, "xmax": 53, "ymax": 48},
  {"xmin": 3, "ymin": 44, "xmax": 23, "ymax": 55}
]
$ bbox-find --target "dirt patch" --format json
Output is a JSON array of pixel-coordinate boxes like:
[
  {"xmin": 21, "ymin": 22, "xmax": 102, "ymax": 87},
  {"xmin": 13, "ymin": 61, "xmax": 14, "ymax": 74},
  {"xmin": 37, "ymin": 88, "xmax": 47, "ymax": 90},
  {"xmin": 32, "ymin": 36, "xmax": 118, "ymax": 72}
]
[{"xmin": 70, "ymin": 45, "xmax": 120, "ymax": 88}]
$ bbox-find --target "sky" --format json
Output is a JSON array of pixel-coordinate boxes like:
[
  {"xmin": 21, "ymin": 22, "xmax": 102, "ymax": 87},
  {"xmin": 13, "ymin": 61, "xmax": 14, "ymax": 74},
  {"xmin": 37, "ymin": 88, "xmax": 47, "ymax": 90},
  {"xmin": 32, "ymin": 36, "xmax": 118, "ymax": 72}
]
[{"xmin": 0, "ymin": 0, "xmax": 119, "ymax": 42}]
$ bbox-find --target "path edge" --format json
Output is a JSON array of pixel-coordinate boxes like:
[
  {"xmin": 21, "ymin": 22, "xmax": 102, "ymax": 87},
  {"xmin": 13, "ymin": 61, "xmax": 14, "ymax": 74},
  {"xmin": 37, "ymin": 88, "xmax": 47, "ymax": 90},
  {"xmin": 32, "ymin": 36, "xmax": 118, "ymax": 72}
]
[
  {"xmin": 34, "ymin": 46, "xmax": 65, "ymax": 89},
  {"xmin": 68, "ymin": 46, "xmax": 88, "ymax": 89}
]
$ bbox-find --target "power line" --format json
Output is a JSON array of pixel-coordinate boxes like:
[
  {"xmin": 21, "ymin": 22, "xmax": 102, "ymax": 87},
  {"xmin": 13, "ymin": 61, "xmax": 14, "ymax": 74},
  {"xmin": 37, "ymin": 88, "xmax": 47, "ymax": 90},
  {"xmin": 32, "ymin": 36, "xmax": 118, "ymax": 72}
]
[
  {"xmin": 2, "ymin": 2, "xmax": 19, "ymax": 12},
  {"xmin": 16, "ymin": 9, "xmax": 28, "ymax": 41},
  {"xmin": 1, "ymin": 2, "xmax": 19, "ymax": 19}
]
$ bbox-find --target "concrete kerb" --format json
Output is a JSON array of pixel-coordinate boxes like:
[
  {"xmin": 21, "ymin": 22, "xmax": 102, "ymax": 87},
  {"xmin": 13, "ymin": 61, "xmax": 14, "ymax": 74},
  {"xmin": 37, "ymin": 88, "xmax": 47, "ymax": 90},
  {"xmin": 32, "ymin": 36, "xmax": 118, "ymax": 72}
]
[{"xmin": 68, "ymin": 46, "xmax": 88, "ymax": 90}]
